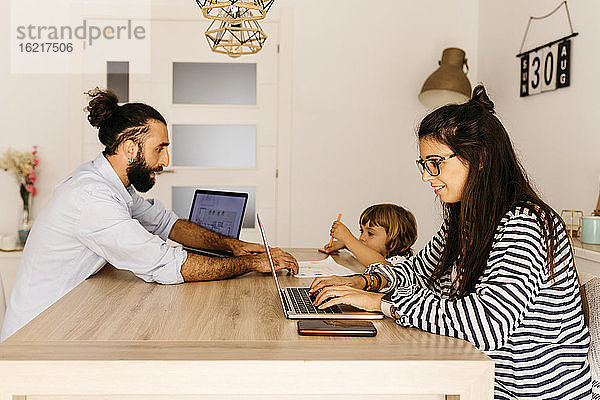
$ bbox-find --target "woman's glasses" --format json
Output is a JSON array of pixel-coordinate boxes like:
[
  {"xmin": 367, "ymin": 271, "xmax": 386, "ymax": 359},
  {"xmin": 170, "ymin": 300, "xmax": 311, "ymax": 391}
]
[{"xmin": 416, "ymin": 154, "xmax": 457, "ymax": 177}]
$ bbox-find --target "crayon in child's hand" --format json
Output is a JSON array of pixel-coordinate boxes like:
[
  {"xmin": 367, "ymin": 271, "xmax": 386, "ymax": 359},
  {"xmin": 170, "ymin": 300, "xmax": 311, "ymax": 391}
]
[{"xmin": 327, "ymin": 213, "xmax": 342, "ymax": 247}]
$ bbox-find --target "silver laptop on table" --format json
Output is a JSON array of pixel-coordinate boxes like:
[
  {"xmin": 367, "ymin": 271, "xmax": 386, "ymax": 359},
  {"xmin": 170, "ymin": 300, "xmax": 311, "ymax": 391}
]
[
  {"xmin": 257, "ymin": 214, "xmax": 383, "ymax": 320},
  {"xmin": 184, "ymin": 189, "xmax": 248, "ymax": 258}
]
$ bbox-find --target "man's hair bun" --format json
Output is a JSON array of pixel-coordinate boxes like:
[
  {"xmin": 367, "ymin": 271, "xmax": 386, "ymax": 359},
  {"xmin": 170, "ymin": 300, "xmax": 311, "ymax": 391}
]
[
  {"xmin": 84, "ymin": 86, "xmax": 167, "ymax": 155},
  {"xmin": 85, "ymin": 88, "xmax": 119, "ymax": 128},
  {"xmin": 470, "ymin": 85, "xmax": 495, "ymax": 113}
]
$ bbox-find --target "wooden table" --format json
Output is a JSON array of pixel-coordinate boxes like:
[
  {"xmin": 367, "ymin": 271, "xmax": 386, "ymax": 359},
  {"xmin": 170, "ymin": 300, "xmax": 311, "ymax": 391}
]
[{"xmin": 0, "ymin": 249, "xmax": 493, "ymax": 400}]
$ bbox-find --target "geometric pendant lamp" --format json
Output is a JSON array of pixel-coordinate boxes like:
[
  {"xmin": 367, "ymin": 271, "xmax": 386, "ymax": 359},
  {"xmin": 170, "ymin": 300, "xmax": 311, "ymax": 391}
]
[
  {"xmin": 418, "ymin": 48, "xmax": 472, "ymax": 108},
  {"xmin": 198, "ymin": 0, "xmax": 267, "ymax": 22},
  {"xmin": 205, "ymin": 19, "xmax": 267, "ymax": 58},
  {"xmin": 196, "ymin": 0, "xmax": 274, "ymax": 57}
]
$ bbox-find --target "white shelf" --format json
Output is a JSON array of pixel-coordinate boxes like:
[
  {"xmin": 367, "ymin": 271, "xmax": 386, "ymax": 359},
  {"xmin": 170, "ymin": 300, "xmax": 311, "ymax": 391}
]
[
  {"xmin": 574, "ymin": 246, "xmax": 600, "ymax": 264},
  {"xmin": 0, "ymin": 250, "xmax": 22, "ymax": 259},
  {"xmin": 0, "ymin": 252, "xmax": 21, "ymax": 306},
  {"xmin": 572, "ymin": 239, "xmax": 600, "ymax": 278}
]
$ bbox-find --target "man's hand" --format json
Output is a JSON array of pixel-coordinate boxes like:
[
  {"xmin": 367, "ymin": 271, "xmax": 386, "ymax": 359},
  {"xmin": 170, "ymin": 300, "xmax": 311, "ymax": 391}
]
[
  {"xmin": 251, "ymin": 247, "xmax": 299, "ymax": 275},
  {"xmin": 182, "ymin": 247, "xmax": 298, "ymax": 281},
  {"xmin": 231, "ymin": 240, "xmax": 265, "ymax": 256},
  {"xmin": 312, "ymin": 285, "xmax": 384, "ymax": 312},
  {"xmin": 309, "ymin": 274, "xmax": 366, "ymax": 294}
]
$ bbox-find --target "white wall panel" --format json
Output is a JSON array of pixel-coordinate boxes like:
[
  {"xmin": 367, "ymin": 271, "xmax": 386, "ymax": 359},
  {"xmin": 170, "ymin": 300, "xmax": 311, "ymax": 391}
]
[
  {"xmin": 0, "ymin": 0, "xmax": 480, "ymax": 251},
  {"xmin": 478, "ymin": 1, "xmax": 600, "ymax": 222}
]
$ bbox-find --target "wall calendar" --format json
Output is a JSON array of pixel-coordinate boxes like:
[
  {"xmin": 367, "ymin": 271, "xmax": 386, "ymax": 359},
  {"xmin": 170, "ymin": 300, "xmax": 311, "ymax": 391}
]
[{"xmin": 516, "ymin": 1, "xmax": 578, "ymax": 98}]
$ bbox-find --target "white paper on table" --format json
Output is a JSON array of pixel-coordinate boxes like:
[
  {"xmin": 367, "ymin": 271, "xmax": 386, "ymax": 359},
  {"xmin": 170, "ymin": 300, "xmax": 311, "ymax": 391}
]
[{"xmin": 294, "ymin": 256, "xmax": 356, "ymax": 278}]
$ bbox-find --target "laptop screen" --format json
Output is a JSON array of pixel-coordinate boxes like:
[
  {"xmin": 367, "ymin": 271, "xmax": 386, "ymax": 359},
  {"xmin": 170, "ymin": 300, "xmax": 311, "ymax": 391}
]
[{"xmin": 188, "ymin": 189, "xmax": 248, "ymax": 239}]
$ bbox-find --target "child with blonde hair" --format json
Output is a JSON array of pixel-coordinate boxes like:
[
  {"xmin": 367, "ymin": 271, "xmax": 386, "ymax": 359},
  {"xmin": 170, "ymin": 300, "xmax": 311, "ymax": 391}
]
[{"xmin": 323, "ymin": 203, "xmax": 417, "ymax": 267}]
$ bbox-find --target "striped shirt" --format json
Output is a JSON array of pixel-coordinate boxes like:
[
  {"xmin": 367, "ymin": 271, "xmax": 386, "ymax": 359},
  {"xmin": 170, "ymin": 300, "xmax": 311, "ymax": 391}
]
[{"xmin": 368, "ymin": 206, "xmax": 592, "ymax": 399}]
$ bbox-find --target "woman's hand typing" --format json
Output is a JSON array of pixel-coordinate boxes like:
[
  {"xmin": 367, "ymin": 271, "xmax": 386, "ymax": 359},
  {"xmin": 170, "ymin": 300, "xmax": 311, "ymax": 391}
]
[
  {"xmin": 309, "ymin": 274, "xmax": 367, "ymax": 293},
  {"xmin": 311, "ymin": 285, "xmax": 385, "ymax": 312}
]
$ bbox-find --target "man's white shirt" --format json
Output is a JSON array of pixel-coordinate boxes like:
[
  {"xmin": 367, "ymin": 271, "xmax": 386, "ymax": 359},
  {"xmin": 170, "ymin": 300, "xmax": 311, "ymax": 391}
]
[{"xmin": 1, "ymin": 153, "xmax": 187, "ymax": 341}]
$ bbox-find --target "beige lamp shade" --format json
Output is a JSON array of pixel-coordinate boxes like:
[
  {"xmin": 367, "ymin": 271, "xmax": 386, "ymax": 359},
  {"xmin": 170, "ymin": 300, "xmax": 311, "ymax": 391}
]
[
  {"xmin": 200, "ymin": 1, "xmax": 267, "ymax": 23},
  {"xmin": 205, "ymin": 19, "xmax": 267, "ymax": 58},
  {"xmin": 419, "ymin": 48, "xmax": 472, "ymax": 108}
]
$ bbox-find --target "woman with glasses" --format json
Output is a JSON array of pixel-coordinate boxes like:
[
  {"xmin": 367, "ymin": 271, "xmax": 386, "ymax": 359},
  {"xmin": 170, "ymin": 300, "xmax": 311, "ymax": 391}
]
[{"xmin": 310, "ymin": 85, "xmax": 591, "ymax": 399}]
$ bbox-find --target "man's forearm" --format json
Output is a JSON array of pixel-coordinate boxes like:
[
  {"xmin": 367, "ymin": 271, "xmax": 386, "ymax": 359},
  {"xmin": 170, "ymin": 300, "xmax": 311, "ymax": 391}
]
[
  {"xmin": 180, "ymin": 253, "xmax": 260, "ymax": 281},
  {"xmin": 169, "ymin": 219, "xmax": 236, "ymax": 251}
]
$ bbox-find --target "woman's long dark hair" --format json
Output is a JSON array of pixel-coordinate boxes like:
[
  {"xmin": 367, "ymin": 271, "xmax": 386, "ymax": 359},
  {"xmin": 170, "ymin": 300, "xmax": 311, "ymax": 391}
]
[{"xmin": 419, "ymin": 85, "xmax": 562, "ymax": 298}]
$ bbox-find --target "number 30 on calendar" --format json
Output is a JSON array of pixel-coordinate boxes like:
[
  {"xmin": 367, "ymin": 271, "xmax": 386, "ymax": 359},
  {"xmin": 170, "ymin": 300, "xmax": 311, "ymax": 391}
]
[{"xmin": 520, "ymin": 40, "xmax": 570, "ymax": 97}]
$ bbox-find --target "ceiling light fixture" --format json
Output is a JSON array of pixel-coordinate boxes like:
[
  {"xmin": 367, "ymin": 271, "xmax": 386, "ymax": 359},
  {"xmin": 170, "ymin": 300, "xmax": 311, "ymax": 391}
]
[
  {"xmin": 196, "ymin": 0, "xmax": 266, "ymax": 22},
  {"xmin": 205, "ymin": 19, "xmax": 267, "ymax": 58},
  {"xmin": 196, "ymin": 0, "xmax": 274, "ymax": 57}
]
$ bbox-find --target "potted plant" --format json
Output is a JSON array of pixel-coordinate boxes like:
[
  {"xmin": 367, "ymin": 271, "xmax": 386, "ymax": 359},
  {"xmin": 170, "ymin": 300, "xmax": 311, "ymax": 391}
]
[{"xmin": 0, "ymin": 146, "xmax": 39, "ymax": 246}]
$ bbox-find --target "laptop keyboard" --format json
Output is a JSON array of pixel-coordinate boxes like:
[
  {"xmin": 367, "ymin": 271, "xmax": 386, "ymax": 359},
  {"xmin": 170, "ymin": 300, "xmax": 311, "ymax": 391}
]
[{"xmin": 283, "ymin": 287, "xmax": 342, "ymax": 314}]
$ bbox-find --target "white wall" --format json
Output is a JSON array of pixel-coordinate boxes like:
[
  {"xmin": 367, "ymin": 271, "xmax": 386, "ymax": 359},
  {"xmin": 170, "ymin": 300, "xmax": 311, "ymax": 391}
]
[
  {"xmin": 0, "ymin": 0, "xmax": 73, "ymax": 236},
  {"xmin": 478, "ymin": 1, "xmax": 600, "ymax": 221},
  {"xmin": 0, "ymin": 0, "xmax": 480, "ymax": 250},
  {"xmin": 280, "ymin": 0, "xmax": 479, "ymax": 248}
]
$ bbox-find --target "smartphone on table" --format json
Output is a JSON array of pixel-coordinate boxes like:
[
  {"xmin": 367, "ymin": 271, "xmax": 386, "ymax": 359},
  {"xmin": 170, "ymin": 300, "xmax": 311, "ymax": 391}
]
[{"xmin": 297, "ymin": 320, "xmax": 377, "ymax": 337}]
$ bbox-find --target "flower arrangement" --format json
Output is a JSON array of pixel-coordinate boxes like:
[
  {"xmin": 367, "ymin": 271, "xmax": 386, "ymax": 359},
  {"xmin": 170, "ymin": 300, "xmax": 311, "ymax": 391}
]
[{"xmin": 0, "ymin": 146, "xmax": 39, "ymax": 240}]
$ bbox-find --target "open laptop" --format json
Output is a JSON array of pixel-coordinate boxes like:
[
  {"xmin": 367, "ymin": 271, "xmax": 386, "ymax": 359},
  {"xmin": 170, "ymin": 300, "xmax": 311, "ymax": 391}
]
[
  {"xmin": 184, "ymin": 189, "xmax": 248, "ymax": 258},
  {"xmin": 257, "ymin": 214, "xmax": 383, "ymax": 320}
]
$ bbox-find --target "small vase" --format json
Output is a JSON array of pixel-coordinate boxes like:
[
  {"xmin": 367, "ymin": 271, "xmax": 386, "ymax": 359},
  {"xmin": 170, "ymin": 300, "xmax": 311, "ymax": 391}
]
[{"xmin": 18, "ymin": 197, "xmax": 33, "ymax": 247}]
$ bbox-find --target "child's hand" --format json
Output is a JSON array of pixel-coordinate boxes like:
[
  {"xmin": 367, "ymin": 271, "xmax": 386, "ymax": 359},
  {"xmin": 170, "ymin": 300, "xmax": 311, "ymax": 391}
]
[
  {"xmin": 323, "ymin": 240, "xmax": 345, "ymax": 253},
  {"xmin": 330, "ymin": 221, "xmax": 355, "ymax": 244}
]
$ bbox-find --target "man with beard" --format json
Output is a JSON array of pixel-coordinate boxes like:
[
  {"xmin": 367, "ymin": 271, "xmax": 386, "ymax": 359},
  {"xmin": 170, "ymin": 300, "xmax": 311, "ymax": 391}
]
[{"xmin": 0, "ymin": 89, "xmax": 298, "ymax": 341}]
